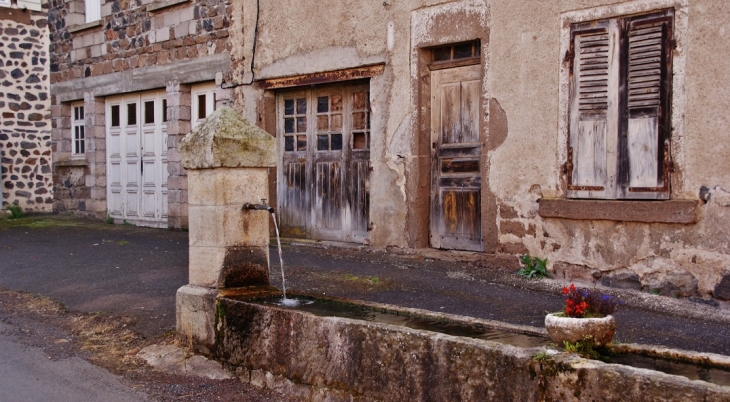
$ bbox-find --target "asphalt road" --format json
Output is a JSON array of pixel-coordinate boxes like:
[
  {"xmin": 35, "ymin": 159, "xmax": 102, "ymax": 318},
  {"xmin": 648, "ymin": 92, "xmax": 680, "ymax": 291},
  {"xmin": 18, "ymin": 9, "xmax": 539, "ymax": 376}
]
[
  {"xmin": 0, "ymin": 321, "xmax": 150, "ymax": 402},
  {"xmin": 1, "ymin": 214, "xmax": 730, "ymax": 357}
]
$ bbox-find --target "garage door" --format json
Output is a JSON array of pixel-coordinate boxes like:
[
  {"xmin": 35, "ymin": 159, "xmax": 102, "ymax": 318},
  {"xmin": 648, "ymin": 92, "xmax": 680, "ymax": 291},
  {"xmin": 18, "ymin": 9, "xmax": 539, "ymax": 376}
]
[
  {"xmin": 277, "ymin": 82, "xmax": 370, "ymax": 243},
  {"xmin": 106, "ymin": 91, "xmax": 168, "ymax": 227}
]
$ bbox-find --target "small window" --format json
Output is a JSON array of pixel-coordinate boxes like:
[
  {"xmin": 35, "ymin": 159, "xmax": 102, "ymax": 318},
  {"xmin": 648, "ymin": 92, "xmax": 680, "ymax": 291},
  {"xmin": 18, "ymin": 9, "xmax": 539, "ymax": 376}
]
[
  {"xmin": 351, "ymin": 91, "xmax": 370, "ymax": 151},
  {"xmin": 144, "ymin": 101, "xmax": 155, "ymax": 124},
  {"xmin": 71, "ymin": 104, "xmax": 86, "ymax": 156},
  {"xmin": 127, "ymin": 103, "xmax": 137, "ymax": 125},
  {"xmin": 197, "ymin": 94, "xmax": 206, "ymax": 120},
  {"xmin": 110, "ymin": 105, "xmax": 120, "ymax": 127},
  {"xmin": 192, "ymin": 83, "xmax": 217, "ymax": 127},
  {"xmin": 283, "ymin": 97, "xmax": 307, "ymax": 153},
  {"xmin": 431, "ymin": 41, "xmax": 481, "ymax": 64}
]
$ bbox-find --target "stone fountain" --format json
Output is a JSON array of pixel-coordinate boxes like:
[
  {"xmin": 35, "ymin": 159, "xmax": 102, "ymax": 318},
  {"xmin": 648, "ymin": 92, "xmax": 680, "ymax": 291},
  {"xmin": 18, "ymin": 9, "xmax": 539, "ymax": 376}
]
[
  {"xmin": 175, "ymin": 107, "xmax": 730, "ymax": 401},
  {"xmin": 176, "ymin": 106, "xmax": 276, "ymax": 353}
]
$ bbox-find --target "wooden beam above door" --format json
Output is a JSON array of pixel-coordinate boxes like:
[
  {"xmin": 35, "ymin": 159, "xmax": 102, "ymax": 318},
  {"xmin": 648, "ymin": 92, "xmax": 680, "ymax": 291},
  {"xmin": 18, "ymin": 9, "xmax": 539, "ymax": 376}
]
[{"xmin": 258, "ymin": 64, "xmax": 385, "ymax": 90}]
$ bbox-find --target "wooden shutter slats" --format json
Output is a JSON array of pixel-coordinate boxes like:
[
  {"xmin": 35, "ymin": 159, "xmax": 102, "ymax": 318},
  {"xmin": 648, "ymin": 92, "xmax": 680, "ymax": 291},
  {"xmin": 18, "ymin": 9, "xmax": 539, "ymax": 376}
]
[
  {"xmin": 569, "ymin": 25, "xmax": 612, "ymax": 195},
  {"xmin": 569, "ymin": 10, "xmax": 673, "ymax": 200},
  {"xmin": 628, "ymin": 21, "xmax": 663, "ymax": 111},
  {"xmin": 577, "ymin": 31, "xmax": 609, "ymax": 112},
  {"xmin": 623, "ymin": 11, "xmax": 672, "ymax": 198}
]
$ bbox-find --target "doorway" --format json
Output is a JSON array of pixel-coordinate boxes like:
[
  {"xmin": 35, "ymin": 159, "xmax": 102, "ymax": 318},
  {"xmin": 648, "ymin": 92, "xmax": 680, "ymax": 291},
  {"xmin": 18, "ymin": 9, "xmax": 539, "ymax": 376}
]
[
  {"xmin": 277, "ymin": 82, "xmax": 370, "ymax": 243},
  {"xmin": 106, "ymin": 91, "xmax": 168, "ymax": 227},
  {"xmin": 429, "ymin": 64, "xmax": 483, "ymax": 251}
]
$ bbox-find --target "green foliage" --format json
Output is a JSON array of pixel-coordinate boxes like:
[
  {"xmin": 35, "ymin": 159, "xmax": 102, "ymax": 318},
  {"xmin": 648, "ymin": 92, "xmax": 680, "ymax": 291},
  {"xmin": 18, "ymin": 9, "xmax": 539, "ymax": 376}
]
[
  {"xmin": 562, "ymin": 338, "xmax": 601, "ymax": 359},
  {"xmin": 105, "ymin": 215, "xmax": 114, "ymax": 224},
  {"xmin": 517, "ymin": 254, "xmax": 549, "ymax": 279},
  {"xmin": 6, "ymin": 205, "xmax": 23, "ymax": 220},
  {"xmin": 117, "ymin": 240, "xmax": 129, "ymax": 245},
  {"xmin": 122, "ymin": 219, "xmax": 134, "ymax": 226},
  {"xmin": 532, "ymin": 351, "xmax": 553, "ymax": 362},
  {"xmin": 345, "ymin": 274, "xmax": 380, "ymax": 284}
]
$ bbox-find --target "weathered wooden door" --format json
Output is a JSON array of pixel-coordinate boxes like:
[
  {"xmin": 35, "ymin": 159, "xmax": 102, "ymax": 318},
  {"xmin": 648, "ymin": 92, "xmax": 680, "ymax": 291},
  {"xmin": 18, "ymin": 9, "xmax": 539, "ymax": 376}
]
[
  {"xmin": 277, "ymin": 83, "xmax": 370, "ymax": 243},
  {"xmin": 430, "ymin": 65, "xmax": 482, "ymax": 251},
  {"xmin": 107, "ymin": 91, "xmax": 168, "ymax": 227}
]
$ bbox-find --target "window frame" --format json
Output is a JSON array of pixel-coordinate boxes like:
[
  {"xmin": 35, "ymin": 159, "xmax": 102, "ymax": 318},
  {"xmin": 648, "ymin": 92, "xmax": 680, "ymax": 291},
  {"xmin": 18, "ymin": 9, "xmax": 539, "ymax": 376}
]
[
  {"xmin": 71, "ymin": 103, "xmax": 86, "ymax": 158},
  {"xmin": 0, "ymin": 0, "xmax": 11, "ymax": 9},
  {"xmin": 191, "ymin": 83, "xmax": 217, "ymax": 128},
  {"xmin": 561, "ymin": 6, "xmax": 680, "ymax": 201}
]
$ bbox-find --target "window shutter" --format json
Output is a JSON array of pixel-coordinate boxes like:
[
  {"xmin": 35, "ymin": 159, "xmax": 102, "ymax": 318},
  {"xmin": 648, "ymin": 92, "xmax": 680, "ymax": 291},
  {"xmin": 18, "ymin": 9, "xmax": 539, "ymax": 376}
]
[
  {"xmin": 567, "ymin": 21, "xmax": 615, "ymax": 199},
  {"xmin": 85, "ymin": 0, "xmax": 101, "ymax": 23},
  {"xmin": 619, "ymin": 10, "xmax": 673, "ymax": 199},
  {"xmin": 17, "ymin": 0, "xmax": 42, "ymax": 11}
]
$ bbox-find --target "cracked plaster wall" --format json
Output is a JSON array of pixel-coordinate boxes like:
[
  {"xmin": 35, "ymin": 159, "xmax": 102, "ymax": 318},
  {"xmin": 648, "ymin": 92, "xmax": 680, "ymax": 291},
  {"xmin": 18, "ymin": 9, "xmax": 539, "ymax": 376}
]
[
  {"xmin": 487, "ymin": 0, "xmax": 730, "ymax": 298},
  {"xmin": 228, "ymin": 0, "xmax": 428, "ymax": 247},
  {"xmin": 225, "ymin": 0, "xmax": 730, "ymax": 298}
]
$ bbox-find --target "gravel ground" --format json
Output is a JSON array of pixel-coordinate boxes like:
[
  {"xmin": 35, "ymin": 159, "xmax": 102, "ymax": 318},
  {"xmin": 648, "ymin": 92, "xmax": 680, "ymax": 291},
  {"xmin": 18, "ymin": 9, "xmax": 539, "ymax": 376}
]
[{"xmin": 0, "ymin": 289, "xmax": 298, "ymax": 402}]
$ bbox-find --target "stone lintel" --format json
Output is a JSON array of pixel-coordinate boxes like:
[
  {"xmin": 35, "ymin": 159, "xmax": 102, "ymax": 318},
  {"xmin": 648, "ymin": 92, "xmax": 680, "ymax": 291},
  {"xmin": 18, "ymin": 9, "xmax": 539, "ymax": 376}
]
[
  {"xmin": 67, "ymin": 19, "xmax": 103, "ymax": 34},
  {"xmin": 54, "ymin": 159, "xmax": 89, "ymax": 168},
  {"xmin": 148, "ymin": 0, "xmax": 190, "ymax": 12},
  {"xmin": 180, "ymin": 106, "xmax": 276, "ymax": 170},
  {"xmin": 52, "ymin": 53, "xmax": 231, "ymax": 103},
  {"xmin": 539, "ymin": 199, "xmax": 698, "ymax": 224}
]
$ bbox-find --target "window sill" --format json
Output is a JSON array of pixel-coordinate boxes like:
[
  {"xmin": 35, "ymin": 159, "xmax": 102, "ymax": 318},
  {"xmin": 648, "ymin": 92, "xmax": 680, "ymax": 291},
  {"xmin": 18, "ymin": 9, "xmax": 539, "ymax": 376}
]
[
  {"xmin": 68, "ymin": 20, "xmax": 102, "ymax": 34},
  {"xmin": 55, "ymin": 159, "xmax": 88, "ymax": 168},
  {"xmin": 148, "ymin": 0, "xmax": 190, "ymax": 12},
  {"xmin": 0, "ymin": 7, "xmax": 33, "ymax": 25},
  {"xmin": 538, "ymin": 199, "xmax": 698, "ymax": 224}
]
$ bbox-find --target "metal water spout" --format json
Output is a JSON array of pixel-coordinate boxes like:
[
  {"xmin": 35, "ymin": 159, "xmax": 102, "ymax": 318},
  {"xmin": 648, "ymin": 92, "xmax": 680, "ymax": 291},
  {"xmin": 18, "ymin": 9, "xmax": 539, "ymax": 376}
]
[{"xmin": 244, "ymin": 199, "xmax": 274, "ymax": 213}]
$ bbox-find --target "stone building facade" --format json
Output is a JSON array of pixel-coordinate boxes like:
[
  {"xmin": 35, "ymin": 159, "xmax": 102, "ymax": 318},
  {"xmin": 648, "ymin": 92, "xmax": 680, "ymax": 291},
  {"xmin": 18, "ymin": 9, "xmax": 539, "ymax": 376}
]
[
  {"xmin": 50, "ymin": 0, "xmax": 730, "ymax": 302},
  {"xmin": 49, "ymin": 0, "xmax": 232, "ymax": 226},
  {"xmin": 1, "ymin": 2, "xmax": 52, "ymax": 212}
]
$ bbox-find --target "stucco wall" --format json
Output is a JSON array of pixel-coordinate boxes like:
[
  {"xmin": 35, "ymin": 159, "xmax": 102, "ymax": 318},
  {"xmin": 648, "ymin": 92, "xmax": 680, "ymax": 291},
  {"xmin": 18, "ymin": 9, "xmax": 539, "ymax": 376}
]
[
  {"xmin": 46, "ymin": 0, "xmax": 730, "ymax": 299},
  {"xmin": 487, "ymin": 0, "xmax": 730, "ymax": 299},
  {"xmin": 0, "ymin": 10, "xmax": 52, "ymax": 212},
  {"xmin": 226, "ymin": 0, "xmax": 730, "ymax": 299}
]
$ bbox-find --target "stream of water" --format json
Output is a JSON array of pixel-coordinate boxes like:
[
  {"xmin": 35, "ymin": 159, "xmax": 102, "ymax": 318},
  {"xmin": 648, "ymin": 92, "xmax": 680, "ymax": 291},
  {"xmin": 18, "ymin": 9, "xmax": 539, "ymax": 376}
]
[{"xmin": 270, "ymin": 213, "xmax": 299, "ymax": 306}]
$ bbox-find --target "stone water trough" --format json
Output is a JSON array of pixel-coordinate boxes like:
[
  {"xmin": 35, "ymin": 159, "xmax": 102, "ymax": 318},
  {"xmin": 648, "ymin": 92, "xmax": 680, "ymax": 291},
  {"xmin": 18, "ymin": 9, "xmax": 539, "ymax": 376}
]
[{"xmin": 176, "ymin": 107, "xmax": 730, "ymax": 401}]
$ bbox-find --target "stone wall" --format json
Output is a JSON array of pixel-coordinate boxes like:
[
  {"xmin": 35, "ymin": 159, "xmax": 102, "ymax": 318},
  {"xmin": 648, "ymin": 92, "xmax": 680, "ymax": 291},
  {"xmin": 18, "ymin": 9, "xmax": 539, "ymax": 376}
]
[
  {"xmin": 48, "ymin": 0, "xmax": 230, "ymax": 85},
  {"xmin": 48, "ymin": 0, "xmax": 233, "ymax": 226},
  {"xmin": 211, "ymin": 297, "xmax": 730, "ymax": 402},
  {"xmin": 0, "ymin": 9, "xmax": 52, "ymax": 212}
]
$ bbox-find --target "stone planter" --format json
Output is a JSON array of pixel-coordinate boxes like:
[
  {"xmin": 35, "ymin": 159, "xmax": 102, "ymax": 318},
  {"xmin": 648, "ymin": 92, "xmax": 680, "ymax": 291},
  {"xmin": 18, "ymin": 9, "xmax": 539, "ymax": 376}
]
[{"xmin": 544, "ymin": 313, "xmax": 615, "ymax": 347}]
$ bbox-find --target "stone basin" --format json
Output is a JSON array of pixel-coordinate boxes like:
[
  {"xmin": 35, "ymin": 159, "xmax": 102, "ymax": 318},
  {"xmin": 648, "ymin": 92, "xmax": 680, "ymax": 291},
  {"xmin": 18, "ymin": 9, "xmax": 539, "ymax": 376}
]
[{"xmin": 191, "ymin": 290, "xmax": 730, "ymax": 401}]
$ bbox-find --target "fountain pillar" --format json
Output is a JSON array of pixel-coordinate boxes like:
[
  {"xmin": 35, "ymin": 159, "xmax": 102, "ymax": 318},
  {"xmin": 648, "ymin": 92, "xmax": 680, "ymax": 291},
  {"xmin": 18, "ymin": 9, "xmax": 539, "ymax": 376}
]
[{"xmin": 175, "ymin": 106, "xmax": 276, "ymax": 352}]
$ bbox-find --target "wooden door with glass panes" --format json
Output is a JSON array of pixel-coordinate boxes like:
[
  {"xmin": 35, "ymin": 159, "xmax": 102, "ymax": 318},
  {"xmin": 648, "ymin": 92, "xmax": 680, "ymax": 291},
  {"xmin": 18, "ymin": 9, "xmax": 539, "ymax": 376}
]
[
  {"xmin": 106, "ymin": 91, "xmax": 168, "ymax": 228},
  {"xmin": 277, "ymin": 83, "xmax": 370, "ymax": 243},
  {"xmin": 429, "ymin": 65, "xmax": 482, "ymax": 251}
]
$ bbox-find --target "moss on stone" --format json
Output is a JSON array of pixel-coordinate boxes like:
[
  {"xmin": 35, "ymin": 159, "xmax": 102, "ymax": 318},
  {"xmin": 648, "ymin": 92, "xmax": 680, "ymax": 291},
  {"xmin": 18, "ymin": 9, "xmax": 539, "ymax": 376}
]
[{"xmin": 180, "ymin": 106, "xmax": 277, "ymax": 170}]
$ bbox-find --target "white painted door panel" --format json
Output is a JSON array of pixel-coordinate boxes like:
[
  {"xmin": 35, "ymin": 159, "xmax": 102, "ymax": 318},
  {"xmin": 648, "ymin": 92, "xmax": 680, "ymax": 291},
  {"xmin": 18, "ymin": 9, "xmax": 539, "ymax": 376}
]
[{"xmin": 106, "ymin": 91, "xmax": 168, "ymax": 228}]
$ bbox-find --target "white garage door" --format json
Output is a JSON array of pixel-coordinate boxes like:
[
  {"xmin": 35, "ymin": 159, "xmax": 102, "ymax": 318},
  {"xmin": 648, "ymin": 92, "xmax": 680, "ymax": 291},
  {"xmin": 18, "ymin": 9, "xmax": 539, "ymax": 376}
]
[{"xmin": 106, "ymin": 91, "xmax": 168, "ymax": 228}]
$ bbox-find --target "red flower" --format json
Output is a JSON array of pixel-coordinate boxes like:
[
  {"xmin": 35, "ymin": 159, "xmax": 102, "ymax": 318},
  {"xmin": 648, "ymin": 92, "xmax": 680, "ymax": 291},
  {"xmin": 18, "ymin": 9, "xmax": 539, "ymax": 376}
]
[{"xmin": 562, "ymin": 286, "xmax": 569, "ymax": 295}]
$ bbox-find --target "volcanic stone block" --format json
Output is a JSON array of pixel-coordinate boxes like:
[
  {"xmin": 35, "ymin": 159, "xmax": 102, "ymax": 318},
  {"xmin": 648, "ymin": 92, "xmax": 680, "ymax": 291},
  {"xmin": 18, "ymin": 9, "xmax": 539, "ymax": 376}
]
[
  {"xmin": 714, "ymin": 272, "xmax": 730, "ymax": 300},
  {"xmin": 600, "ymin": 269, "xmax": 642, "ymax": 290}
]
